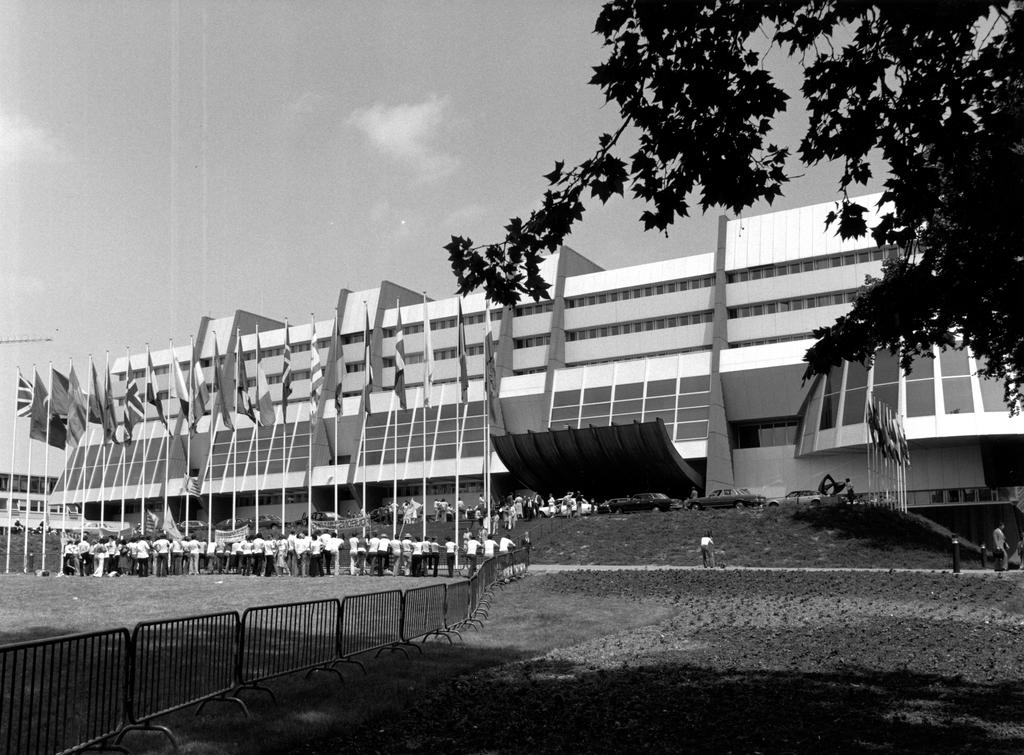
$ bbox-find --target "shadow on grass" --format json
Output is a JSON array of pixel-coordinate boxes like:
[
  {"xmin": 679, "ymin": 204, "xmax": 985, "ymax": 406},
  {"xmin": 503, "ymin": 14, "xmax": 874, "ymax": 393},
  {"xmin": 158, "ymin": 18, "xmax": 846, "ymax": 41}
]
[
  {"xmin": 324, "ymin": 655, "xmax": 1024, "ymax": 754},
  {"xmin": 790, "ymin": 503, "xmax": 977, "ymax": 555}
]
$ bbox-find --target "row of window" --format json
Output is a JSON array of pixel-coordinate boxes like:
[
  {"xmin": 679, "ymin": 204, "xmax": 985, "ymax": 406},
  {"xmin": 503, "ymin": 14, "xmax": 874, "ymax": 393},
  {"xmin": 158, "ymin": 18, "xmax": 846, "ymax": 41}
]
[
  {"xmin": 725, "ymin": 246, "xmax": 894, "ymax": 283},
  {"xmin": 728, "ymin": 333, "xmax": 815, "ymax": 348},
  {"xmin": 565, "ymin": 275, "xmax": 716, "ymax": 309},
  {"xmin": 514, "ymin": 335, "xmax": 551, "ymax": 349},
  {"xmin": 566, "ymin": 311, "xmax": 714, "ymax": 342},
  {"xmin": 515, "ymin": 301, "xmax": 554, "ymax": 317},
  {"xmin": 553, "ymin": 376, "xmax": 711, "ymax": 408},
  {"xmin": 0, "ymin": 475, "xmax": 58, "ymax": 494},
  {"xmin": 565, "ymin": 346, "xmax": 711, "ymax": 368},
  {"xmin": 727, "ymin": 290, "xmax": 859, "ymax": 319},
  {"xmin": 733, "ymin": 420, "xmax": 799, "ymax": 449}
]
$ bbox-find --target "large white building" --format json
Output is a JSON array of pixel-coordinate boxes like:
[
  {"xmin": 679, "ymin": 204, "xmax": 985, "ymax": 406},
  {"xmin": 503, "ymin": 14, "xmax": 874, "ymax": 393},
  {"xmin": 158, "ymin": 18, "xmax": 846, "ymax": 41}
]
[{"xmin": 52, "ymin": 194, "xmax": 1024, "ymax": 544}]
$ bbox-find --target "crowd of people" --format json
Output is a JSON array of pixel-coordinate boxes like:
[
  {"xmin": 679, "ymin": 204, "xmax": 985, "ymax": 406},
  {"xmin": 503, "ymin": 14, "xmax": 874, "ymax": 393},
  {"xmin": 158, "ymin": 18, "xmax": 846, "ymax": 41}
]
[{"xmin": 55, "ymin": 528, "xmax": 526, "ymax": 580}]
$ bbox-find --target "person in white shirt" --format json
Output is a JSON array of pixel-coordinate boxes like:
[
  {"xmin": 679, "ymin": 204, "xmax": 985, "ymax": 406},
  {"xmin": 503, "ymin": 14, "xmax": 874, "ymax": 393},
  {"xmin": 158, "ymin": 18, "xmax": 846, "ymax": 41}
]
[
  {"xmin": 252, "ymin": 534, "xmax": 265, "ymax": 577},
  {"xmin": 230, "ymin": 540, "xmax": 243, "ymax": 574},
  {"xmin": 295, "ymin": 533, "xmax": 311, "ymax": 577},
  {"xmin": 444, "ymin": 537, "xmax": 456, "ymax": 577},
  {"xmin": 170, "ymin": 536, "xmax": 184, "ymax": 576},
  {"xmin": 390, "ymin": 536, "xmax": 401, "ymax": 575},
  {"xmin": 700, "ymin": 530, "xmax": 715, "ymax": 568},
  {"xmin": 398, "ymin": 534, "xmax": 413, "ymax": 577},
  {"xmin": 498, "ymin": 535, "xmax": 515, "ymax": 553},
  {"xmin": 286, "ymin": 531, "xmax": 298, "ymax": 576},
  {"xmin": 188, "ymin": 537, "xmax": 201, "ymax": 575},
  {"xmin": 135, "ymin": 536, "xmax": 151, "ymax": 577},
  {"xmin": 152, "ymin": 535, "xmax": 170, "ymax": 577},
  {"xmin": 482, "ymin": 534, "xmax": 497, "ymax": 559},
  {"xmin": 376, "ymin": 534, "xmax": 390, "ymax": 576},
  {"xmin": 92, "ymin": 538, "xmax": 108, "ymax": 577},
  {"xmin": 309, "ymin": 532, "xmax": 324, "ymax": 577},
  {"xmin": 348, "ymin": 532, "xmax": 360, "ymax": 576},
  {"xmin": 263, "ymin": 536, "xmax": 275, "ymax": 577},
  {"xmin": 63, "ymin": 539, "xmax": 79, "ymax": 576},
  {"xmin": 410, "ymin": 536, "xmax": 424, "ymax": 577},
  {"xmin": 367, "ymin": 533, "xmax": 379, "ymax": 576},
  {"xmin": 78, "ymin": 537, "xmax": 92, "ymax": 577},
  {"xmin": 324, "ymin": 531, "xmax": 340, "ymax": 576},
  {"xmin": 465, "ymin": 534, "xmax": 481, "ymax": 576}
]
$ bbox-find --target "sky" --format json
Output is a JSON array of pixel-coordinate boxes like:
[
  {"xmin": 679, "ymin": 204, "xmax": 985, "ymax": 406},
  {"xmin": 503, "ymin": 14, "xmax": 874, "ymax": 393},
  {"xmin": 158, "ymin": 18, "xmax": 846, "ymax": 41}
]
[{"xmin": 0, "ymin": 1, "xmax": 882, "ymax": 473}]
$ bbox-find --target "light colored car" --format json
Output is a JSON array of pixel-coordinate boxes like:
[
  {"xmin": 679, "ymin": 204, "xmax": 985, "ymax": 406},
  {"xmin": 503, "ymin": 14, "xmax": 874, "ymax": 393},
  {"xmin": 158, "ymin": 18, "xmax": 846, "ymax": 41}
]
[
  {"xmin": 781, "ymin": 490, "xmax": 833, "ymax": 505},
  {"xmin": 538, "ymin": 500, "xmax": 593, "ymax": 517}
]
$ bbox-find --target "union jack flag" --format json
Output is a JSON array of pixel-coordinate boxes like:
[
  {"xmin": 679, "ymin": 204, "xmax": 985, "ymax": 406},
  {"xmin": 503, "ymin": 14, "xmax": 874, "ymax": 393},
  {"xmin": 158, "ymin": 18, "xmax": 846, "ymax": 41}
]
[{"xmin": 15, "ymin": 370, "xmax": 32, "ymax": 417}]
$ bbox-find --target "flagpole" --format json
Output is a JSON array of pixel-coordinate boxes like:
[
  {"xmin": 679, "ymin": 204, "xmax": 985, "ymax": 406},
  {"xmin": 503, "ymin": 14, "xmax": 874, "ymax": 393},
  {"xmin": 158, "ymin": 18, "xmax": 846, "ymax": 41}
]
[
  {"xmin": 41, "ymin": 361, "xmax": 55, "ymax": 575},
  {"xmin": 359, "ymin": 404, "xmax": 367, "ymax": 537},
  {"xmin": 385, "ymin": 390, "xmax": 396, "ymax": 538},
  {"xmin": 121, "ymin": 348, "xmax": 131, "ymax": 531},
  {"xmin": 254, "ymin": 326, "xmax": 260, "ymax": 533},
  {"xmin": 279, "ymin": 318, "xmax": 292, "ymax": 536},
  {"xmin": 77, "ymin": 426, "xmax": 92, "ymax": 540},
  {"xmin": 332, "ymin": 313, "xmax": 339, "ymax": 523},
  {"xmin": 232, "ymin": 329, "xmax": 240, "ymax": 530},
  {"xmin": 185, "ymin": 338, "xmax": 194, "ymax": 536},
  {"xmin": 6, "ymin": 371, "xmax": 19, "ymax": 574},
  {"xmin": 58, "ymin": 361, "xmax": 69, "ymax": 548},
  {"xmin": 454, "ymin": 395, "xmax": 463, "ymax": 571},
  {"xmin": 306, "ymin": 315, "xmax": 313, "ymax": 538},
  {"xmin": 483, "ymin": 303, "xmax": 492, "ymax": 531},
  {"xmin": 208, "ymin": 330, "xmax": 220, "ymax": 543},
  {"xmin": 361, "ymin": 302, "xmax": 372, "ymax": 538},
  {"xmin": 140, "ymin": 346, "xmax": 152, "ymax": 533},
  {"xmin": 23, "ymin": 366, "xmax": 35, "ymax": 573},
  {"xmin": 421, "ymin": 385, "xmax": 427, "ymax": 542}
]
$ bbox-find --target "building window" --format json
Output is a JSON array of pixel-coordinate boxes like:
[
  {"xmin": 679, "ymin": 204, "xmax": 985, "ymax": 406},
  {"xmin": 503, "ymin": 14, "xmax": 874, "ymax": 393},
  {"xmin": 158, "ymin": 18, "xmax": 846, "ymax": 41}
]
[
  {"xmin": 565, "ymin": 274, "xmax": 715, "ymax": 309},
  {"xmin": 734, "ymin": 420, "xmax": 799, "ymax": 449},
  {"xmin": 726, "ymin": 246, "xmax": 892, "ymax": 283}
]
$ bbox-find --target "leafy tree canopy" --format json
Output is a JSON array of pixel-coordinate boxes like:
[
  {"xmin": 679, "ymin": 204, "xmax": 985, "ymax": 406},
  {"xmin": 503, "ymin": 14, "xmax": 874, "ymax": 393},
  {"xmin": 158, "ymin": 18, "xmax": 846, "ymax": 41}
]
[{"xmin": 445, "ymin": 1, "xmax": 1024, "ymax": 411}]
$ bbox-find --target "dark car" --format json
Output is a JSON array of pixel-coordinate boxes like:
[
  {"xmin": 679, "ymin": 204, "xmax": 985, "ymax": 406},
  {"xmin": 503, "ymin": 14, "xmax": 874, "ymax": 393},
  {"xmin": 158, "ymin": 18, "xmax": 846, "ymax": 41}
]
[
  {"xmin": 214, "ymin": 517, "xmax": 252, "ymax": 531},
  {"xmin": 689, "ymin": 488, "xmax": 768, "ymax": 510},
  {"xmin": 598, "ymin": 492, "xmax": 683, "ymax": 514}
]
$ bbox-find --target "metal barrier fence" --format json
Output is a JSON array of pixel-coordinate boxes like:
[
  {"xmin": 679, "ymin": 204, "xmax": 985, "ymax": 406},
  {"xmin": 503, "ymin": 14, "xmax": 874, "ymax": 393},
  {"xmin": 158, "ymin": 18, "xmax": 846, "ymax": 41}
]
[
  {"xmin": 339, "ymin": 589, "xmax": 404, "ymax": 663},
  {"xmin": 238, "ymin": 599, "xmax": 342, "ymax": 698},
  {"xmin": 0, "ymin": 549, "xmax": 528, "ymax": 754},
  {"xmin": 0, "ymin": 628, "xmax": 130, "ymax": 755},
  {"xmin": 122, "ymin": 611, "xmax": 246, "ymax": 747},
  {"xmin": 401, "ymin": 584, "xmax": 447, "ymax": 643}
]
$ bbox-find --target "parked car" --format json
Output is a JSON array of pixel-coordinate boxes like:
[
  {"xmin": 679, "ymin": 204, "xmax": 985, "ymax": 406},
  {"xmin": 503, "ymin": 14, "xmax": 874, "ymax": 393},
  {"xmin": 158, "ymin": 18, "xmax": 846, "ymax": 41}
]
[
  {"xmin": 214, "ymin": 517, "xmax": 251, "ymax": 531},
  {"xmin": 255, "ymin": 514, "xmax": 282, "ymax": 531},
  {"xmin": 538, "ymin": 500, "xmax": 593, "ymax": 517},
  {"xmin": 688, "ymin": 488, "xmax": 768, "ymax": 510},
  {"xmin": 177, "ymin": 519, "xmax": 208, "ymax": 534},
  {"xmin": 598, "ymin": 492, "xmax": 683, "ymax": 514},
  {"xmin": 780, "ymin": 490, "xmax": 838, "ymax": 506}
]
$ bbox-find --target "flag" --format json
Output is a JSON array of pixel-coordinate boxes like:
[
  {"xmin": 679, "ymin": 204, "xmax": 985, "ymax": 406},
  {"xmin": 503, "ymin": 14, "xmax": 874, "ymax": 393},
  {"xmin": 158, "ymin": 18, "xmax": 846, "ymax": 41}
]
[
  {"xmin": 309, "ymin": 332, "xmax": 324, "ymax": 418},
  {"xmin": 102, "ymin": 362, "xmax": 117, "ymax": 443},
  {"xmin": 156, "ymin": 500, "xmax": 182, "ymax": 540},
  {"xmin": 183, "ymin": 474, "xmax": 202, "ymax": 498},
  {"xmin": 255, "ymin": 332, "xmax": 275, "ymax": 426},
  {"xmin": 45, "ymin": 368, "xmax": 69, "ymax": 449},
  {"xmin": 89, "ymin": 360, "xmax": 105, "ymax": 424},
  {"xmin": 146, "ymin": 349, "xmax": 168, "ymax": 431},
  {"xmin": 16, "ymin": 369, "xmax": 32, "ymax": 417},
  {"xmin": 235, "ymin": 335, "xmax": 256, "ymax": 423},
  {"xmin": 29, "ymin": 369, "xmax": 48, "ymax": 441},
  {"xmin": 49, "ymin": 369, "xmax": 70, "ymax": 416},
  {"xmin": 483, "ymin": 305, "xmax": 503, "ymax": 425},
  {"xmin": 211, "ymin": 340, "xmax": 234, "ymax": 431},
  {"xmin": 171, "ymin": 351, "xmax": 190, "ymax": 423},
  {"xmin": 393, "ymin": 302, "xmax": 407, "ymax": 410},
  {"xmin": 457, "ymin": 298, "xmax": 468, "ymax": 403},
  {"xmin": 66, "ymin": 366, "xmax": 88, "ymax": 448},
  {"xmin": 190, "ymin": 361, "xmax": 209, "ymax": 432},
  {"xmin": 362, "ymin": 307, "xmax": 373, "ymax": 415},
  {"xmin": 281, "ymin": 324, "xmax": 293, "ymax": 421},
  {"xmin": 422, "ymin": 294, "xmax": 433, "ymax": 408},
  {"xmin": 333, "ymin": 313, "xmax": 345, "ymax": 414},
  {"xmin": 122, "ymin": 364, "xmax": 146, "ymax": 443}
]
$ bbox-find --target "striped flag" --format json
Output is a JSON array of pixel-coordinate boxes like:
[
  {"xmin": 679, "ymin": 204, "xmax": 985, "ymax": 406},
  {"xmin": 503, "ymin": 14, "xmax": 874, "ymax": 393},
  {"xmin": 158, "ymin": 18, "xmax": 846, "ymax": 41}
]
[
  {"xmin": 333, "ymin": 313, "xmax": 345, "ymax": 414},
  {"xmin": 362, "ymin": 307, "xmax": 373, "ymax": 415},
  {"xmin": 235, "ymin": 334, "xmax": 256, "ymax": 423},
  {"xmin": 190, "ymin": 361, "xmax": 209, "ymax": 432},
  {"xmin": 88, "ymin": 359, "xmax": 105, "ymax": 425},
  {"xmin": 457, "ymin": 298, "xmax": 468, "ymax": 403},
  {"xmin": 281, "ymin": 324, "xmax": 293, "ymax": 421},
  {"xmin": 483, "ymin": 305, "xmax": 502, "ymax": 425},
  {"xmin": 171, "ymin": 351, "xmax": 190, "ymax": 423},
  {"xmin": 255, "ymin": 332, "xmax": 275, "ymax": 426},
  {"xmin": 146, "ymin": 349, "xmax": 169, "ymax": 431},
  {"xmin": 122, "ymin": 364, "xmax": 146, "ymax": 443},
  {"xmin": 394, "ymin": 301, "xmax": 407, "ymax": 410},
  {"xmin": 422, "ymin": 294, "xmax": 432, "ymax": 407},
  {"xmin": 29, "ymin": 369, "xmax": 49, "ymax": 442},
  {"xmin": 16, "ymin": 369, "xmax": 32, "ymax": 417},
  {"xmin": 309, "ymin": 333, "xmax": 324, "ymax": 418}
]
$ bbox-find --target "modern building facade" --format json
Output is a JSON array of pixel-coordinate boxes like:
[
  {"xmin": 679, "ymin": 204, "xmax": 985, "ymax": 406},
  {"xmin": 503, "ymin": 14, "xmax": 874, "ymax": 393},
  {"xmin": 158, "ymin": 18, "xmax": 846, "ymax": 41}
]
[{"xmin": 52, "ymin": 193, "xmax": 1024, "ymax": 544}]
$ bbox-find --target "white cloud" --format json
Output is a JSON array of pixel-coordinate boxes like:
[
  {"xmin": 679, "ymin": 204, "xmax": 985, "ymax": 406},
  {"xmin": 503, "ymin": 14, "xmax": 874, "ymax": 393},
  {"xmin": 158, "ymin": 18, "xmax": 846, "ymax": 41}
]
[
  {"xmin": 348, "ymin": 95, "xmax": 458, "ymax": 182},
  {"xmin": 0, "ymin": 110, "xmax": 65, "ymax": 166}
]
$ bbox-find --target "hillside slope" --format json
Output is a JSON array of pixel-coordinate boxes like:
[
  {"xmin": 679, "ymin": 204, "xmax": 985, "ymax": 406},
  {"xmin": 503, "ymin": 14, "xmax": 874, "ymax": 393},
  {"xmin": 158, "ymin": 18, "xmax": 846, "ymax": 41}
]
[{"xmin": 523, "ymin": 503, "xmax": 984, "ymax": 570}]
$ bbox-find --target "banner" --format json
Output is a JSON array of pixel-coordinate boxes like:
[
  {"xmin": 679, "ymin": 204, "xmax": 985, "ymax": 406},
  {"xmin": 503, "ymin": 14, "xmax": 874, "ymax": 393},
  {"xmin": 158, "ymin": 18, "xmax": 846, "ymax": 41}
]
[
  {"xmin": 332, "ymin": 515, "xmax": 370, "ymax": 529},
  {"xmin": 215, "ymin": 525, "xmax": 250, "ymax": 544}
]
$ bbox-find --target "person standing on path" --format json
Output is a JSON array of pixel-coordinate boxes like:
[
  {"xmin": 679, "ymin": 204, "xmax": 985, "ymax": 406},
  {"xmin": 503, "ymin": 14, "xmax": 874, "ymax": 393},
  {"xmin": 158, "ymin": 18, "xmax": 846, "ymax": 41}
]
[
  {"xmin": 993, "ymin": 522, "xmax": 1009, "ymax": 572},
  {"xmin": 700, "ymin": 530, "xmax": 715, "ymax": 569}
]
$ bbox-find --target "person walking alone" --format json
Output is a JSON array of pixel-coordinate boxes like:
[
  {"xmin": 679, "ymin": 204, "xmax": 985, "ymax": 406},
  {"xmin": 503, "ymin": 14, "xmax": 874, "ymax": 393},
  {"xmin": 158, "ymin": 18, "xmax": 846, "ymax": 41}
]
[{"xmin": 700, "ymin": 530, "xmax": 715, "ymax": 569}]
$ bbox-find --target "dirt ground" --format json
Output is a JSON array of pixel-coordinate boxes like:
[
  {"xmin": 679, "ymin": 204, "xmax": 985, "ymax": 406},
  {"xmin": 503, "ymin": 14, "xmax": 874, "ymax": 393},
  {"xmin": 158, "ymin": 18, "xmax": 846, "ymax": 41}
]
[{"xmin": 313, "ymin": 570, "xmax": 1024, "ymax": 754}]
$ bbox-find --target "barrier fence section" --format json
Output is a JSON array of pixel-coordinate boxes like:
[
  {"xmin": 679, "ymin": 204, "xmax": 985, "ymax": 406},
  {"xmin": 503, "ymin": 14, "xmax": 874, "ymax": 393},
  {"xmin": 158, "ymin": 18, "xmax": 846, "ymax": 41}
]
[
  {"xmin": 401, "ymin": 584, "xmax": 447, "ymax": 643},
  {"xmin": 238, "ymin": 599, "xmax": 342, "ymax": 694},
  {"xmin": 0, "ymin": 628, "xmax": 130, "ymax": 755},
  {"xmin": 0, "ymin": 548, "xmax": 529, "ymax": 754},
  {"xmin": 127, "ymin": 611, "xmax": 245, "ymax": 731},
  {"xmin": 339, "ymin": 589, "xmax": 403, "ymax": 661}
]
